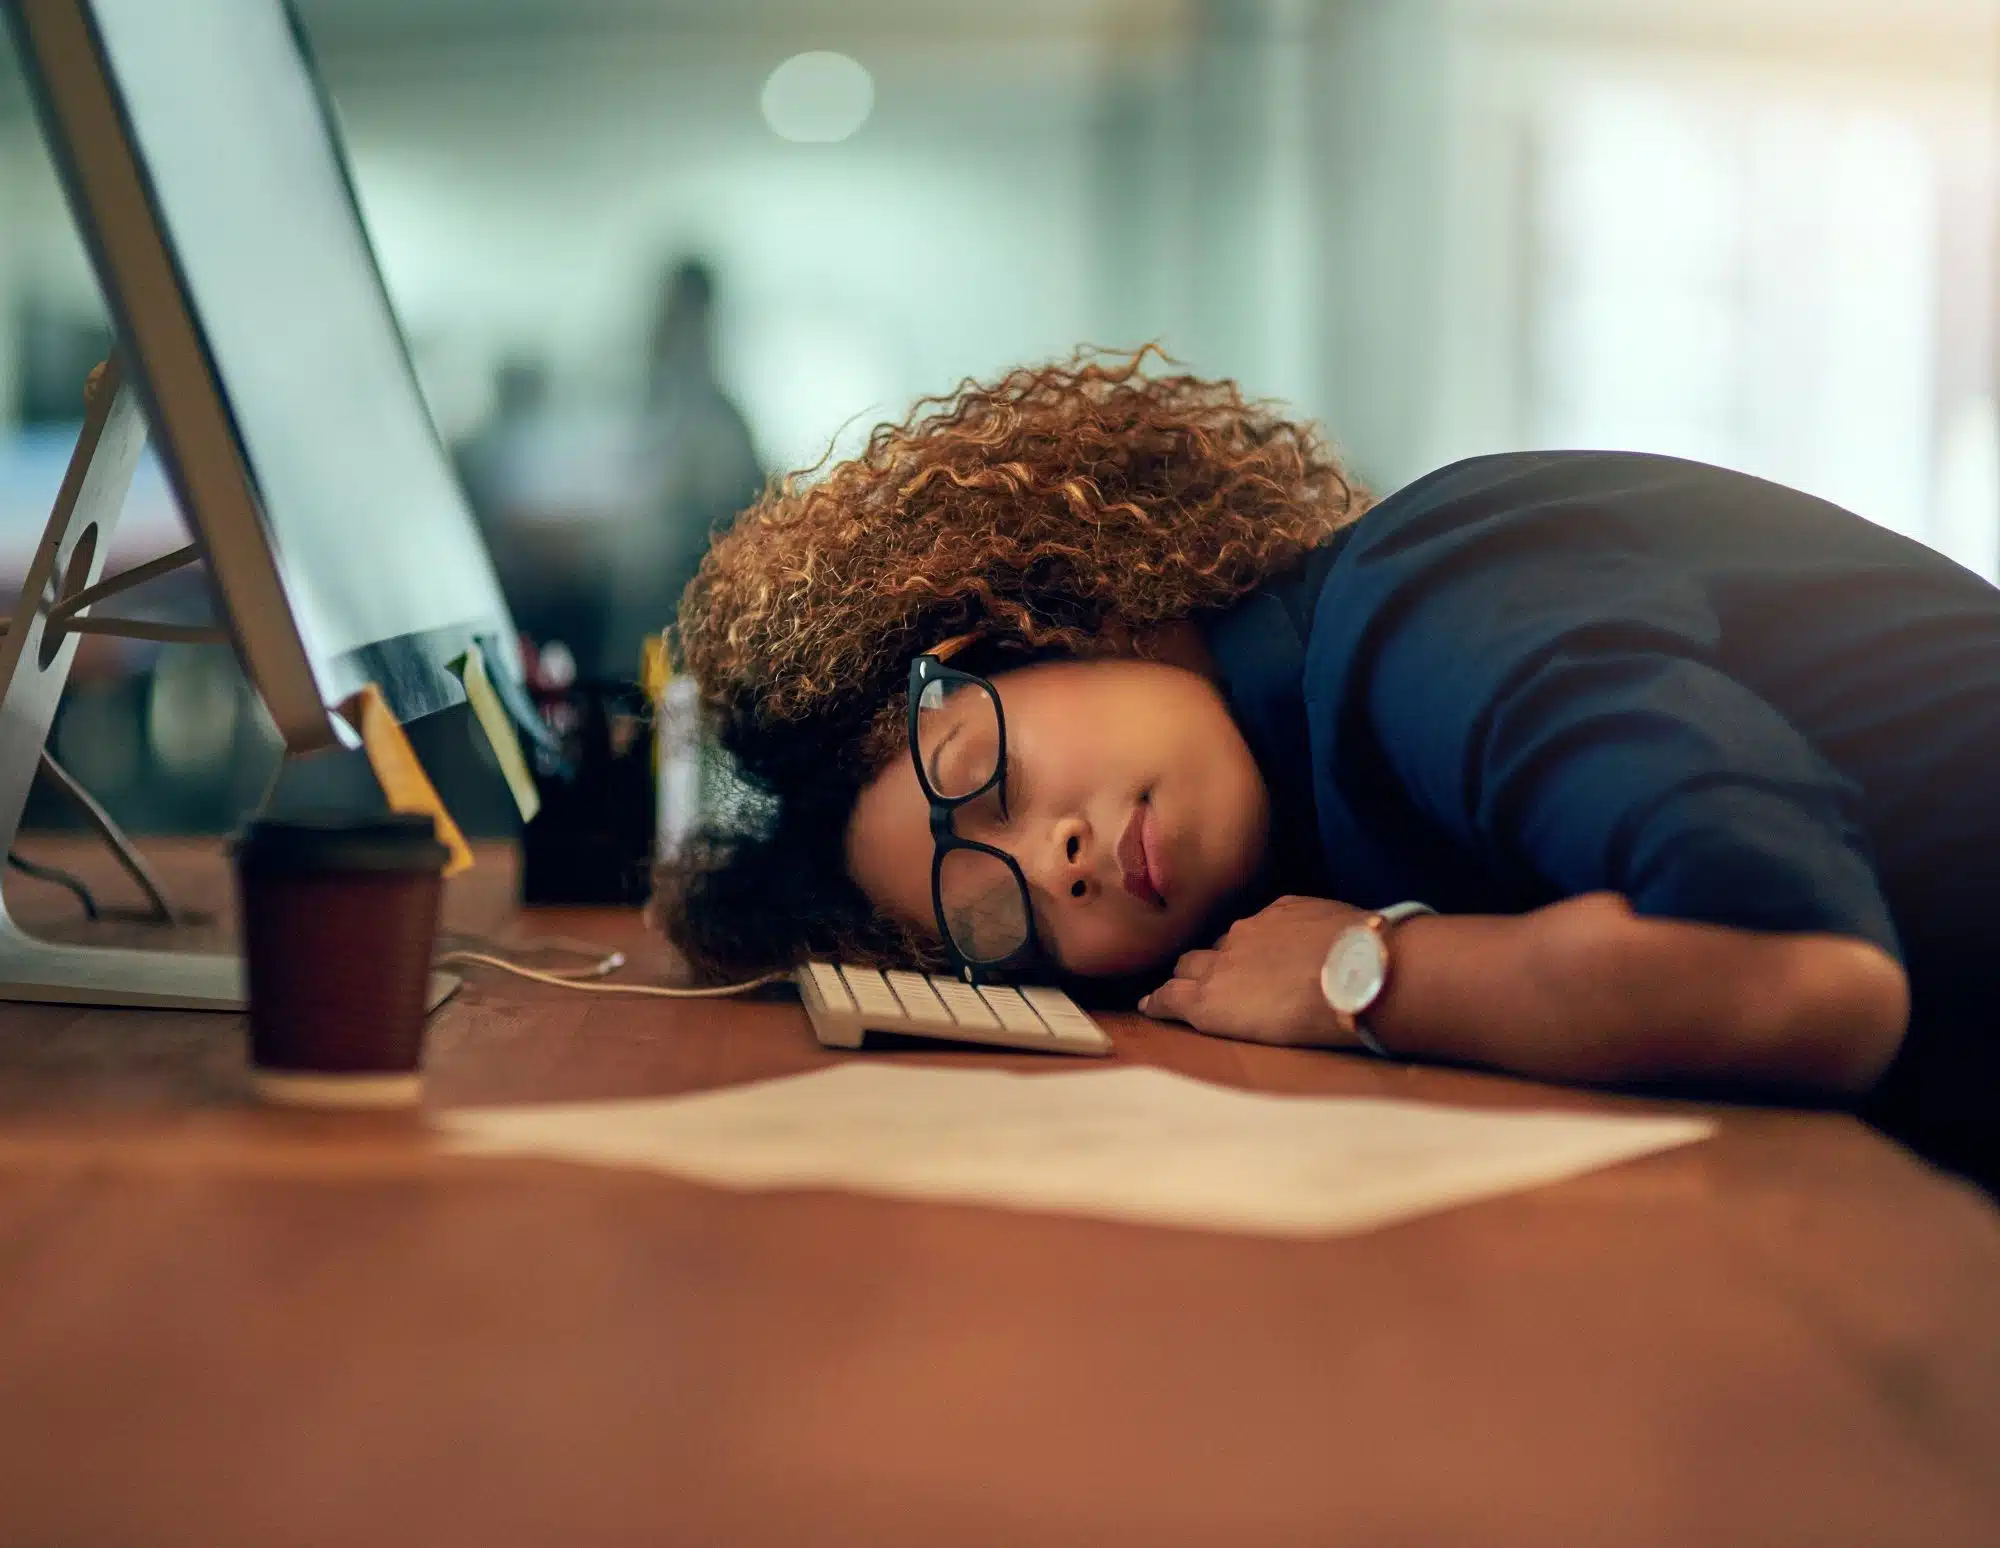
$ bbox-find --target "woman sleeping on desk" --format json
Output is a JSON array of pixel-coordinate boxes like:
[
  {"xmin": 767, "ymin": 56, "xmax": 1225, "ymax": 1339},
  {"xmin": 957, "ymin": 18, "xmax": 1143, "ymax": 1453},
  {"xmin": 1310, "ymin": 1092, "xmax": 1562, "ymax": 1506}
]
[{"xmin": 655, "ymin": 350, "xmax": 1999, "ymax": 1188}]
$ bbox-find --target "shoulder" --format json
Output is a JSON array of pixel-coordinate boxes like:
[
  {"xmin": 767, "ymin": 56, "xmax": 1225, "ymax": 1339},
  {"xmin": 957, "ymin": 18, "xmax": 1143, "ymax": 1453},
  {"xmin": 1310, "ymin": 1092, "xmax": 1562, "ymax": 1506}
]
[
  {"xmin": 1347, "ymin": 449, "xmax": 1751, "ymax": 554},
  {"xmin": 1218, "ymin": 450, "xmax": 1721, "ymax": 636},
  {"xmin": 1292, "ymin": 450, "xmax": 1710, "ymax": 635},
  {"xmin": 1289, "ymin": 451, "xmax": 1745, "ymax": 715}
]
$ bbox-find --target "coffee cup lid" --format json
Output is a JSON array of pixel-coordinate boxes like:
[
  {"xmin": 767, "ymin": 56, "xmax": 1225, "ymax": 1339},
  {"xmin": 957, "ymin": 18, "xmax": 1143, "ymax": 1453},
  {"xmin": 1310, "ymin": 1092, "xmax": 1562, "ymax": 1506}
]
[{"xmin": 232, "ymin": 812, "xmax": 451, "ymax": 875}]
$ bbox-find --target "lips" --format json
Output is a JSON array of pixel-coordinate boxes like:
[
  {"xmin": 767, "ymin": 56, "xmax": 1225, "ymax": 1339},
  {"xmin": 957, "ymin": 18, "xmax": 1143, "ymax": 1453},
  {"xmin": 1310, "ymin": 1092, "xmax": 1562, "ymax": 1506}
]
[{"xmin": 1116, "ymin": 801, "xmax": 1168, "ymax": 909}]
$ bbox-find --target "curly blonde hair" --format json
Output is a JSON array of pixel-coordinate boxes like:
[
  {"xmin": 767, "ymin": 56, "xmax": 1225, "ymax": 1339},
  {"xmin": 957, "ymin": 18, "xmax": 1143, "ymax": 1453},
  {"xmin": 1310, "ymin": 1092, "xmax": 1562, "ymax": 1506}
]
[{"xmin": 659, "ymin": 348, "xmax": 1368, "ymax": 981}]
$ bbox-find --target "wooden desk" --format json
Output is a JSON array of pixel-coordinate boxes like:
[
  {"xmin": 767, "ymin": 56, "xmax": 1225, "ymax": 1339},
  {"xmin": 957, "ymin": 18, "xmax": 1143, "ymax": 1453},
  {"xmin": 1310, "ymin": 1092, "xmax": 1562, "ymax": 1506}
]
[{"xmin": 1, "ymin": 840, "xmax": 1996, "ymax": 1547}]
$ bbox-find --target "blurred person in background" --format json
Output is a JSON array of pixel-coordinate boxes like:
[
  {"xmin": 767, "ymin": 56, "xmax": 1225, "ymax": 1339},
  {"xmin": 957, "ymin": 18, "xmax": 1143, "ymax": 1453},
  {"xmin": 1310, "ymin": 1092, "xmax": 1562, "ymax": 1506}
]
[
  {"xmin": 457, "ymin": 354, "xmax": 552, "ymax": 536},
  {"xmin": 600, "ymin": 257, "xmax": 763, "ymax": 679},
  {"xmin": 452, "ymin": 353, "xmax": 607, "ymax": 672}
]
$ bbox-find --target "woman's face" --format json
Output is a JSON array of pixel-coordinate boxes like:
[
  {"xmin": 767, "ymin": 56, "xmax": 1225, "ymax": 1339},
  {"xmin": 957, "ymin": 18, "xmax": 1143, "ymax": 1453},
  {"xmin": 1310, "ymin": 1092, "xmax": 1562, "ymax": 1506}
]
[{"xmin": 846, "ymin": 658, "xmax": 1271, "ymax": 978}]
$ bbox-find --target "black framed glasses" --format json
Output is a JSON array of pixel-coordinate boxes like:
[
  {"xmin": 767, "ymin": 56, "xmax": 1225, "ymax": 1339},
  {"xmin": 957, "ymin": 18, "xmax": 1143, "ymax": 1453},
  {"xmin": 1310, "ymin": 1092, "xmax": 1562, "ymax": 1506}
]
[{"xmin": 907, "ymin": 653, "xmax": 1044, "ymax": 983}]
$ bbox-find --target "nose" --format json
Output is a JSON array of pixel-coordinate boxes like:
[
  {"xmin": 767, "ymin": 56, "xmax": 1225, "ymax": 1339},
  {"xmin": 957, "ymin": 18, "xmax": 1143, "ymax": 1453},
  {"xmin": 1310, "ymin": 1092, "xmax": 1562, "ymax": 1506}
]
[{"xmin": 1042, "ymin": 815, "xmax": 1100, "ymax": 904}]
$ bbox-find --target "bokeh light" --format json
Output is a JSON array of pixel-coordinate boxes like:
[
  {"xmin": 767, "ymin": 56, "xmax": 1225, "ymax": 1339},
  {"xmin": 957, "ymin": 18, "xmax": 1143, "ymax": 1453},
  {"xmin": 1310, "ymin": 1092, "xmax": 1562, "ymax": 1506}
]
[{"xmin": 760, "ymin": 52, "xmax": 874, "ymax": 144}]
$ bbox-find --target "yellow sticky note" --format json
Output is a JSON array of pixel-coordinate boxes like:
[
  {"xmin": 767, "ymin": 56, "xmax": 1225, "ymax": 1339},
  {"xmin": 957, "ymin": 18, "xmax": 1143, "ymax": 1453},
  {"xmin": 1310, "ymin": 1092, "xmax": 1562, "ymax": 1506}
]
[
  {"xmin": 450, "ymin": 642, "xmax": 541, "ymax": 824},
  {"xmin": 336, "ymin": 683, "xmax": 475, "ymax": 877},
  {"xmin": 640, "ymin": 632, "xmax": 674, "ymax": 779},
  {"xmin": 640, "ymin": 632, "xmax": 673, "ymax": 701}
]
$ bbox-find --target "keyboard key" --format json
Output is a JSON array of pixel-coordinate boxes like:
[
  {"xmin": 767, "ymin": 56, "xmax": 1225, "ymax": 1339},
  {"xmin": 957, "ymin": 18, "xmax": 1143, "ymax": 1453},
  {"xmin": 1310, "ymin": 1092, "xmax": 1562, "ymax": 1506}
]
[
  {"xmin": 930, "ymin": 975, "xmax": 1003, "ymax": 1030},
  {"xmin": 805, "ymin": 961, "xmax": 855, "ymax": 1014},
  {"xmin": 838, "ymin": 966, "xmax": 904, "ymax": 1020},
  {"xmin": 976, "ymin": 983, "xmax": 1051, "ymax": 1036},
  {"xmin": 1021, "ymin": 985, "xmax": 1095, "ymax": 1033},
  {"xmin": 884, "ymin": 971, "xmax": 958, "ymax": 1031}
]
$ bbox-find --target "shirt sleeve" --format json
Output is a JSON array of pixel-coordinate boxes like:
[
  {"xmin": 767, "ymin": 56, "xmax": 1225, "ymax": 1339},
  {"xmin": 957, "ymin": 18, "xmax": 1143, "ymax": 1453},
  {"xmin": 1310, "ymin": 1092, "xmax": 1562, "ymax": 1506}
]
[{"xmin": 1351, "ymin": 493, "xmax": 1902, "ymax": 958}]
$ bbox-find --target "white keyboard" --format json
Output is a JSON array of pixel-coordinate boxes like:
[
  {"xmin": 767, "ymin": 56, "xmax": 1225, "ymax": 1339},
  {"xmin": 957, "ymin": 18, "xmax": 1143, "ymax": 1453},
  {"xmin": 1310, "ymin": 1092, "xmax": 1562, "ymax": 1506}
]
[{"xmin": 795, "ymin": 963, "xmax": 1111, "ymax": 1056}]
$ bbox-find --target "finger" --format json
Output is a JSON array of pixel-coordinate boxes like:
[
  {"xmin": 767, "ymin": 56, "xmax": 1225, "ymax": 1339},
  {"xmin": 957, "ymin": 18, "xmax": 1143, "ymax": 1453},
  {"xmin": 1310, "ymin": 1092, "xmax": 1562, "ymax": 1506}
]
[
  {"xmin": 1138, "ymin": 977, "xmax": 1200, "ymax": 1023},
  {"xmin": 1172, "ymin": 948, "xmax": 1220, "ymax": 983}
]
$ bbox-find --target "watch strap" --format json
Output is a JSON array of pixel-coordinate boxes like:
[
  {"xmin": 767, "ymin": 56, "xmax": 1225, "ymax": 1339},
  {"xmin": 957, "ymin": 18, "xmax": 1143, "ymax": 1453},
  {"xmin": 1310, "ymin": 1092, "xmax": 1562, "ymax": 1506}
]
[{"xmin": 1350, "ymin": 1014, "xmax": 1393, "ymax": 1060}]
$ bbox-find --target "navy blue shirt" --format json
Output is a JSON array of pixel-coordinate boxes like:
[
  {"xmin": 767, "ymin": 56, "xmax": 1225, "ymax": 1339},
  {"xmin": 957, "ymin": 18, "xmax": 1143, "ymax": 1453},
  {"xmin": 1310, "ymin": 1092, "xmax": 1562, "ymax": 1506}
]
[{"xmin": 1203, "ymin": 451, "xmax": 2000, "ymax": 1181}]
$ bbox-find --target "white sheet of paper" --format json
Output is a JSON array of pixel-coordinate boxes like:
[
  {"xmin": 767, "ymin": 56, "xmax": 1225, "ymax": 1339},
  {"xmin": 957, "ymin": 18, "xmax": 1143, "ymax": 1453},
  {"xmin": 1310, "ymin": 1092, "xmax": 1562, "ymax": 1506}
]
[{"xmin": 440, "ymin": 1066, "xmax": 1712, "ymax": 1238}]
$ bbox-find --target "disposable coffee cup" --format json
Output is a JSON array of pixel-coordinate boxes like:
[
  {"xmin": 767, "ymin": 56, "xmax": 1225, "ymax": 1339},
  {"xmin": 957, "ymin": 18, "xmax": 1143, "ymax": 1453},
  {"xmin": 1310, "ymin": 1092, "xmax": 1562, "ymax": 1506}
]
[{"xmin": 232, "ymin": 813, "xmax": 450, "ymax": 1109}]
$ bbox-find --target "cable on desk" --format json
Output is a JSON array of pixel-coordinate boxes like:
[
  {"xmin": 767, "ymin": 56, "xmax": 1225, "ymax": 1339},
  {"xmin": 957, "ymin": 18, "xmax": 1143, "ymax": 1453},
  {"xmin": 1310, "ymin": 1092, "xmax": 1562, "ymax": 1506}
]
[
  {"xmin": 435, "ymin": 931, "xmax": 629, "ymax": 981},
  {"xmin": 435, "ymin": 948, "xmax": 787, "ymax": 999},
  {"xmin": 6, "ymin": 850, "xmax": 101, "ymax": 919},
  {"xmin": 35, "ymin": 749, "xmax": 177, "ymax": 923}
]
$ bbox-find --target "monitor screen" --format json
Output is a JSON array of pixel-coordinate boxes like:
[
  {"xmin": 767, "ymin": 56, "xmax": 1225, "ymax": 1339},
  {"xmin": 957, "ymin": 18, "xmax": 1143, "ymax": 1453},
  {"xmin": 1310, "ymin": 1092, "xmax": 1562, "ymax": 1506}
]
[{"xmin": 30, "ymin": 0, "xmax": 518, "ymax": 725}]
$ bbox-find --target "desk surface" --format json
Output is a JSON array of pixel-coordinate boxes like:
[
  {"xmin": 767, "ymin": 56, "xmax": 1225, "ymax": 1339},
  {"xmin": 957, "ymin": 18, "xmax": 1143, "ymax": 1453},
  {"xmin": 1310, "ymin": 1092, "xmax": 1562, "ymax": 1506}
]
[{"xmin": 1, "ymin": 839, "xmax": 1995, "ymax": 1548}]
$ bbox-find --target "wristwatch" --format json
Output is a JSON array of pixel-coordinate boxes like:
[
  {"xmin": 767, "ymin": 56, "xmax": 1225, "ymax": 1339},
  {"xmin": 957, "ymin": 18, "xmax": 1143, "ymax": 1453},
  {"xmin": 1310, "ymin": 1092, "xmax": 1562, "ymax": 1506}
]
[{"xmin": 1319, "ymin": 901, "xmax": 1435, "ymax": 1057}]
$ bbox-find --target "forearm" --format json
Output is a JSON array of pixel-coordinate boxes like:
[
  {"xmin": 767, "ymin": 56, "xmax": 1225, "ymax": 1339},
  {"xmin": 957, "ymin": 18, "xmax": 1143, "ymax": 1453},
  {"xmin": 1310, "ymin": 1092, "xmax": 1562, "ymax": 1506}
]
[{"xmin": 1369, "ymin": 894, "xmax": 1909, "ymax": 1094}]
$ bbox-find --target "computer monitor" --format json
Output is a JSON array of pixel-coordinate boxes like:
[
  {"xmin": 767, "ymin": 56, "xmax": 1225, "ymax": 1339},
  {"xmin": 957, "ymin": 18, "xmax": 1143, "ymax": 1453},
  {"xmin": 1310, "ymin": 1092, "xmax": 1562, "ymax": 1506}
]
[
  {"xmin": 5, "ymin": 0, "xmax": 521, "ymax": 746},
  {"xmin": 0, "ymin": 0, "xmax": 524, "ymax": 1008}
]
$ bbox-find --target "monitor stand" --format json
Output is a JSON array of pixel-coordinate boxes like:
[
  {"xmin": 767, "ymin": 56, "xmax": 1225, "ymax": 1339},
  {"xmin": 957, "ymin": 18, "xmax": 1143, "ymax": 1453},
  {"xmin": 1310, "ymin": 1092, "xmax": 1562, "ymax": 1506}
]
[{"xmin": 0, "ymin": 360, "xmax": 454, "ymax": 1013}]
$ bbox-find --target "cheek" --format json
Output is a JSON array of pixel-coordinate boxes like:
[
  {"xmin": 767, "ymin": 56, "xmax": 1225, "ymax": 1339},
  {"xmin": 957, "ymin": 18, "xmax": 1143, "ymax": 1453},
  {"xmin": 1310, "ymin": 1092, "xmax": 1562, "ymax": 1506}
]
[
  {"xmin": 1211, "ymin": 753, "xmax": 1269, "ymax": 877},
  {"xmin": 847, "ymin": 774, "xmax": 942, "ymax": 935},
  {"xmin": 1058, "ymin": 908, "xmax": 1185, "ymax": 979}
]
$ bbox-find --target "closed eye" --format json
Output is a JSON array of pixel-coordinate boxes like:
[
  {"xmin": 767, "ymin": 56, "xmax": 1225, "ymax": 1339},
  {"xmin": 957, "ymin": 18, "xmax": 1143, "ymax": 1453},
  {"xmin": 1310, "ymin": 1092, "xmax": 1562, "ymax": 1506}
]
[
  {"xmin": 999, "ymin": 757, "xmax": 1026, "ymax": 825},
  {"xmin": 924, "ymin": 723, "xmax": 961, "ymax": 795},
  {"xmin": 960, "ymin": 771, "xmax": 1013, "ymax": 829}
]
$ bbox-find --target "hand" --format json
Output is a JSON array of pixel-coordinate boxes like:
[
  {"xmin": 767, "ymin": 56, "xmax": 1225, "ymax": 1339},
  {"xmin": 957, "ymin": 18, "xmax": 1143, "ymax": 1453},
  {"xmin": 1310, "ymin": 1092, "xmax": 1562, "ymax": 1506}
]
[{"xmin": 1137, "ymin": 895, "xmax": 1372, "ymax": 1047}]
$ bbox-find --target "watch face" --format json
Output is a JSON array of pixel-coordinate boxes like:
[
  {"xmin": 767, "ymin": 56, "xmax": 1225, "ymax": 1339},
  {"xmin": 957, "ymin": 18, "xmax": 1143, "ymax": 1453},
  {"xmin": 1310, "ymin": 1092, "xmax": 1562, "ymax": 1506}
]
[{"xmin": 1321, "ymin": 928, "xmax": 1388, "ymax": 1014}]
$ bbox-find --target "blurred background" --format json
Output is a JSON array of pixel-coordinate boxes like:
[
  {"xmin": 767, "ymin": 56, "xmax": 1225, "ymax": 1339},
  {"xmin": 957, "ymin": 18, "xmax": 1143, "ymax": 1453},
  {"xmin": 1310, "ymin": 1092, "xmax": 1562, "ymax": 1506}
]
[{"xmin": 1, "ymin": 0, "xmax": 1996, "ymax": 839}]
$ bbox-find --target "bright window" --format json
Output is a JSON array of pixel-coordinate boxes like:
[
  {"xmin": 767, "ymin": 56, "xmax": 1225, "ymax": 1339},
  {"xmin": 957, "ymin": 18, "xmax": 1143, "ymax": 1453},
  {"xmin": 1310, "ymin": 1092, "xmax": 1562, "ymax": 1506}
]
[{"xmin": 1529, "ymin": 76, "xmax": 1994, "ymax": 580}]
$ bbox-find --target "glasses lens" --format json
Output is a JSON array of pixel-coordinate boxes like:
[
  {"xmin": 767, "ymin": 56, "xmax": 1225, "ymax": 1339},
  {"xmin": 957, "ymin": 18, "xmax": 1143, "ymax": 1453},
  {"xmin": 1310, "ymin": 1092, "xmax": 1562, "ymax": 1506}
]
[
  {"xmin": 937, "ymin": 846, "xmax": 1032, "ymax": 964},
  {"xmin": 915, "ymin": 677, "xmax": 1002, "ymax": 800}
]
